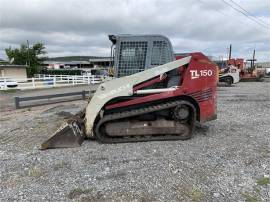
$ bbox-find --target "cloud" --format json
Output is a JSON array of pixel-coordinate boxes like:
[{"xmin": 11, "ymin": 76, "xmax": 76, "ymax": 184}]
[{"xmin": 0, "ymin": 0, "xmax": 269, "ymax": 61}]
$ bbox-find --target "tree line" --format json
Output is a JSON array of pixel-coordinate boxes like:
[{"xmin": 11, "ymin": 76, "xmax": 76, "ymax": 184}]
[{"xmin": 5, "ymin": 42, "xmax": 47, "ymax": 77}]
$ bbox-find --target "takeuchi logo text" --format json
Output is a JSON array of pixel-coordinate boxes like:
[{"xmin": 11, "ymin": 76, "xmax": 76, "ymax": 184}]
[
  {"xmin": 190, "ymin": 70, "xmax": 213, "ymax": 79},
  {"xmin": 98, "ymin": 83, "xmax": 131, "ymax": 99}
]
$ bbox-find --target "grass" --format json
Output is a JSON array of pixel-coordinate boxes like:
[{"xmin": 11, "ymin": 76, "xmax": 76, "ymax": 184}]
[
  {"xmin": 79, "ymin": 190, "xmax": 155, "ymax": 202},
  {"xmin": 2, "ymin": 89, "xmax": 18, "ymax": 93},
  {"xmin": 240, "ymin": 177, "xmax": 270, "ymax": 202},
  {"xmin": 172, "ymin": 184, "xmax": 204, "ymax": 201},
  {"xmin": 256, "ymin": 177, "xmax": 270, "ymax": 186},
  {"xmin": 242, "ymin": 192, "xmax": 258, "ymax": 202},
  {"xmin": 53, "ymin": 160, "xmax": 69, "ymax": 171},
  {"xmin": 0, "ymin": 117, "xmax": 11, "ymax": 121},
  {"xmin": 22, "ymin": 108, "xmax": 32, "ymax": 112},
  {"xmin": 188, "ymin": 186, "xmax": 204, "ymax": 201},
  {"xmin": 27, "ymin": 166, "xmax": 43, "ymax": 177},
  {"xmin": 258, "ymin": 147, "xmax": 270, "ymax": 158},
  {"xmin": 67, "ymin": 187, "xmax": 94, "ymax": 199}
]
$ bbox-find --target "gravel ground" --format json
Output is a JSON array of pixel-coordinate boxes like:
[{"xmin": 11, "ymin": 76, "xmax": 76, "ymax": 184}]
[{"xmin": 0, "ymin": 82, "xmax": 270, "ymax": 201}]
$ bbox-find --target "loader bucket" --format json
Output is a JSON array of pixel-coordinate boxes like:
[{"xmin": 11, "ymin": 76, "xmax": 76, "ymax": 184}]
[{"xmin": 41, "ymin": 111, "xmax": 86, "ymax": 150}]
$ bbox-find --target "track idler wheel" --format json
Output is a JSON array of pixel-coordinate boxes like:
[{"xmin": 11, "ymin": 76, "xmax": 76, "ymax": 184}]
[
  {"xmin": 174, "ymin": 105, "xmax": 190, "ymax": 122},
  {"xmin": 173, "ymin": 103, "xmax": 195, "ymax": 140}
]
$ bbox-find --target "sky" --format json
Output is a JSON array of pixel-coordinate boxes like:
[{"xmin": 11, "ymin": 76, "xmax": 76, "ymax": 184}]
[{"xmin": 0, "ymin": 0, "xmax": 269, "ymax": 61}]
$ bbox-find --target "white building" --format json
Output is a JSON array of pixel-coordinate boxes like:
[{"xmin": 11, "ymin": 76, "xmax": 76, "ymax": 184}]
[{"xmin": 0, "ymin": 65, "xmax": 27, "ymax": 80}]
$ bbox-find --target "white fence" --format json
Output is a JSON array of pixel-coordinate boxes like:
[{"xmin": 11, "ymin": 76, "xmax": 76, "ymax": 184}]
[{"xmin": 0, "ymin": 74, "xmax": 107, "ymax": 90}]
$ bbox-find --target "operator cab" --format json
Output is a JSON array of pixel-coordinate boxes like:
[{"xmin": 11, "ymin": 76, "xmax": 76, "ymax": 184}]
[
  {"xmin": 109, "ymin": 34, "xmax": 175, "ymax": 78},
  {"xmin": 109, "ymin": 34, "xmax": 182, "ymax": 87}
]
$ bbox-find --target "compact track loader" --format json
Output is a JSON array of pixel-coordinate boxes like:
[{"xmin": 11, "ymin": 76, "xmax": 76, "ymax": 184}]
[{"xmin": 41, "ymin": 35, "xmax": 218, "ymax": 149}]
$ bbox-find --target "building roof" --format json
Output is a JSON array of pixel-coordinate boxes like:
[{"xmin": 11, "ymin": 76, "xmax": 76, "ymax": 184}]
[
  {"xmin": 43, "ymin": 61, "xmax": 90, "ymax": 65},
  {"xmin": 0, "ymin": 65, "xmax": 27, "ymax": 68},
  {"xmin": 46, "ymin": 56, "xmax": 110, "ymax": 62},
  {"xmin": 43, "ymin": 56, "xmax": 112, "ymax": 65},
  {"xmin": 257, "ymin": 62, "xmax": 270, "ymax": 68},
  {"xmin": 89, "ymin": 57, "xmax": 111, "ymax": 62}
]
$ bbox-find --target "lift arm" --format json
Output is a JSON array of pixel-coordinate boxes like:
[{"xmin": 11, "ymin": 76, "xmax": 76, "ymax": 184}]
[{"xmin": 41, "ymin": 56, "xmax": 191, "ymax": 149}]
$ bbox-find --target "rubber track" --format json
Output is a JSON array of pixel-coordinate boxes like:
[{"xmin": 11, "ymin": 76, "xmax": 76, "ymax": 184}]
[{"xmin": 95, "ymin": 100, "xmax": 195, "ymax": 143}]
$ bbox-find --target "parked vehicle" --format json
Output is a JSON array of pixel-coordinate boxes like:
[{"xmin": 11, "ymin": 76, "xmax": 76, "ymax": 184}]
[
  {"xmin": 219, "ymin": 65, "xmax": 240, "ymax": 86},
  {"xmin": 266, "ymin": 67, "xmax": 270, "ymax": 76},
  {"xmin": 83, "ymin": 68, "xmax": 109, "ymax": 77},
  {"xmin": 82, "ymin": 68, "xmax": 110, "ymax": 83},
  {"xmin": 0, "ymin": 78, "xmax": 18, "ymax": 89}
]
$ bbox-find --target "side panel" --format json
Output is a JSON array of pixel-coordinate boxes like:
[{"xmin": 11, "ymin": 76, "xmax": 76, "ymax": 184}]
[
  {"xmin": 106, "ymin": 52, "xmax": 218, "ymax": 123},
  {"xmin": 176, "ymin": 53, "xmax": 218, "ymax": 122}
]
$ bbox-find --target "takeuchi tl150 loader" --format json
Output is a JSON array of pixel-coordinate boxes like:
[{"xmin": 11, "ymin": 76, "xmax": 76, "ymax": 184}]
[{"xmin": 41, "ymin": 35, "xmax": 218, "ymax": 149}]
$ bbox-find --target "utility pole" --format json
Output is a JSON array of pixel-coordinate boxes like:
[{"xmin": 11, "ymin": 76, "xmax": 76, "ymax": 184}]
[
  {"xmin": 246, "ymin": 49, "xmax": 256, "ymax": 70},
  {"xmin": 221, "ymin": 55, "xmax": 224, "ymax": 69},
  {"xmin": 228, "ymin": 44, "xmax": 232, "ymax": 60},
  {"xmin": 252, "ymin": 49, "xmax": 256, "ymax": 68},
  {"xmin": 27, "ymin": 40, "xmax": 30, "ymax": 67}
]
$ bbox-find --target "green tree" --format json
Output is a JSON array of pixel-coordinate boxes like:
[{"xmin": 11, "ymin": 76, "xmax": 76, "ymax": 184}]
[{"xmin": 5, "ymin": 42, "xmax": 47, "ymax": 77}]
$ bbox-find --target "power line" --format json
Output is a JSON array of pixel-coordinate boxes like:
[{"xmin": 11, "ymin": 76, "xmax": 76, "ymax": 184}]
[
  {"xmin": 221, "ymin": 0, "xmax": 269, "ymax": 29},
  {"xmin": 220, "ymin": 0, "xmax": 269, "ymax": 30},
  {"xmin": 198, "ymin": 0, "xmax": 228, "ymax": 18},
  {"xmin": 228, "ymin": 0, "xmax": 270, "ymax": 27},
  {"xmin": 197, "ymin": 0, "xmax": 266, "ymax": 59},
  {"xmin": 197, "ymin": 0, "xmax": 263, "ymax": 30}
]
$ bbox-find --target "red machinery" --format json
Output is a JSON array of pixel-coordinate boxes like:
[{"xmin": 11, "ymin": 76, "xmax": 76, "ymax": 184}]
[
  {"xmin": 228, "ymin": 58, "xmax": 264, "ymax": 82},
  {"xmin": 226, "ymin": 46, "xmax": 264, "ymax": 81},
  {"xmin": 41, "ymin": 35, "xmax": 218, "ymax": 149},
  {"xmin": 42, "ymin": 53, "xmax": 217, "ymax": 148}
]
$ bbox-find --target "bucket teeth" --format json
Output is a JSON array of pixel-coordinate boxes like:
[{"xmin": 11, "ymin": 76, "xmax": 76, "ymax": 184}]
[{"xmin": 41, "ymin": 111, "xmax": 85, "ymax": 150}]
